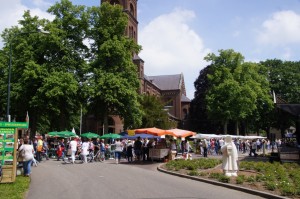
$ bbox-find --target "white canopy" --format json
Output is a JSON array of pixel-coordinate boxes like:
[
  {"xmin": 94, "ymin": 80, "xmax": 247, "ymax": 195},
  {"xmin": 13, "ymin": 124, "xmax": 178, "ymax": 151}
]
[{"xmin": 194, "ymin": 134, "xmax": 266, "ymax": 140}]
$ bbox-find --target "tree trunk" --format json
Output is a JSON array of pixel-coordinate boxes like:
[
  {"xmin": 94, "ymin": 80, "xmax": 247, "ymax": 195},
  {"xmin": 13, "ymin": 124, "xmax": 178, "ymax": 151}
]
[
  {"xmin": 235, "ymin": 121, "xmax": 239, "ymax": 135},
  {"xmin": 103, "ymin": 108, "xmax": 109, "ymax": 135},
  {"xmin": 223, "ymin": 120, "xmax": 228, "ymax": 134}
]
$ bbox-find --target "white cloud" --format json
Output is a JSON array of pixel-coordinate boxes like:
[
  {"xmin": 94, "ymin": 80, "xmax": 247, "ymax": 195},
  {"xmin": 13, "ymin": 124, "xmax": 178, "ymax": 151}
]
[
  {"xmin": 257, "ymin": 10, "xmax": 300, "ymax": 45},
  {"xmin": 139, "ymin": 8, "xmax": 210, "ymax": 99},
  {"xmin": 32, "ymin": 0, "xmax": 52, "ymax": 8},
  {"xmin": 282, "ymin": 47, "xmax": 292, "ymax": 60},
  {"xmin": 0, "ymin": 0, "xmax": 54, "ymax": 44}
]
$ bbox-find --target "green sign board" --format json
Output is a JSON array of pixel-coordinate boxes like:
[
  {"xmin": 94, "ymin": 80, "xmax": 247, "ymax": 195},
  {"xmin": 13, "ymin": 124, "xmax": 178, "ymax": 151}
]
[
  {"xmin": 0, "ymin": 122, "xmax": 28, "ymax": 183},
  {"xmin": 0, "ymin": 128, "xmax": 15, "ymax": 166},
  {"xmin": 0, "ymin": 122, "xmax": 28, "ymax": 128}
]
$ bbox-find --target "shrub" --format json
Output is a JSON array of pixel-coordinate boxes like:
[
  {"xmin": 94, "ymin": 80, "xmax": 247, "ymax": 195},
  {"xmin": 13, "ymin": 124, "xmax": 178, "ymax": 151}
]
[
  {"xmin": 198, "ymin": 172, "xmax": 208, "ymax": 177},
  {"xmin": 218, "ymin": 175, "xmax": 230, "ymax": 183},
  {"xmin": 236, "ymin": 175, "xmax": 245, "ymax": 184},
  {"xmin": 256, "ymin": 174, "xmax": 266, "ymax": 182},
  {"xmin": 246, "ymin": 175, "xmax": 256, "ymax": 183},
  {"xmin": 280, "ymin": 185, "xmax": 296, "ymax": 196},
  {"xmin": 187, "ymin": 170, "xmax": 199, "ymax": 176},
  {"xmin": 185, "ymin": 161, "xmax": 198, "ymax": 170},
  {"xmin": 265, "ymin": 181, "xmax": 277, "ymax": 191},
  {"xmin": 209, "ymin": 172, "xmax": 222, "ymax": 179}
]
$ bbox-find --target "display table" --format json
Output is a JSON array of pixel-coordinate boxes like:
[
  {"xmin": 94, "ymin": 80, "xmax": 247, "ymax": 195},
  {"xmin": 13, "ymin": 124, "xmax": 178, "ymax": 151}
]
[{"xmin": 149, "ymin": 148, "xmax": 169, "ymax": 161}]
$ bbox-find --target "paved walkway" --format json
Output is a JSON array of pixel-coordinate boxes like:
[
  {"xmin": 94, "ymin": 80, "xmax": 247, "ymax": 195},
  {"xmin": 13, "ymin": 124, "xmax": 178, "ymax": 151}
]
[
  {"xmin": 26, "ymin": 153, "xmax": 271, "ymax": 199},
  {"xmin": 25, "ymin": 151, "xmax": 282, "ymax": 199}
]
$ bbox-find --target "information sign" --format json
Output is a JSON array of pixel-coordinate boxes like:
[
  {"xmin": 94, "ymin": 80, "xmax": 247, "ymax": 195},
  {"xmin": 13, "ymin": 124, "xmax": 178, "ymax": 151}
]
[{"xmin": 0, "ymin": 122, "xmax": 28, "ymax": 183}]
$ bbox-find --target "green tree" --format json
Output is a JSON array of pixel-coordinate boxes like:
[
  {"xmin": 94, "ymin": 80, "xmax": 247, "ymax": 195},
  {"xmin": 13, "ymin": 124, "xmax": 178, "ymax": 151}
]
[
  {"xmin": 261, "ymin": 59, "xmax": 300, "ymax": 137},
  {"xmin": 0, "ymin": 0, "xmax": 90, "ymax": 135},
  {"xmin": 262, "ymin": 59, "xmax": 300, "ymax": 103},
  {"xmin": 140, "ymin": 95, "xmax": 176, "ymax": 129},
  {"xmin": 189, "ymin": 65, "xmax": 222, "ymax": 133},
  {"xmin": 88, "ymin": 3, "xmax": 142, "ymax": 133},
  {"xmin": 205, "ymin": 49, "xmax": 272, "ymax": 134}
]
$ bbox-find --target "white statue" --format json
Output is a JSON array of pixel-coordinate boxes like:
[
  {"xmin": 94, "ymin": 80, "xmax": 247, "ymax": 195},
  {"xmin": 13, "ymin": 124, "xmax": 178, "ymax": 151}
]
[{"xmin": 221, "ymin": 135, "xmax": 238, "ymax": 177}]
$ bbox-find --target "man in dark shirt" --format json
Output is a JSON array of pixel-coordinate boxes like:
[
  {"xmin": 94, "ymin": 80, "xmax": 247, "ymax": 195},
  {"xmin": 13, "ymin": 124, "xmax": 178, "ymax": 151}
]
[{"xmin": 134, "ymin": 137, "xmax": 142, "ymax": 161}]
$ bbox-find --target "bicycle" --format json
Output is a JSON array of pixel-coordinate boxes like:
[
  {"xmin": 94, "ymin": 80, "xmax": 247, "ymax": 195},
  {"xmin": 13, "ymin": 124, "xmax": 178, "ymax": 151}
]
[{"xmin": 93, "ymin": 150, "xmax": 105, "ymax": 162}]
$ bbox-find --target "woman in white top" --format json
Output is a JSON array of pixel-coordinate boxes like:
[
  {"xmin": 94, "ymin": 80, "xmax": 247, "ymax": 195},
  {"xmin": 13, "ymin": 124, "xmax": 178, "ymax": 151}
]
[
  {"xmin": 69, "ymin": 137, "xmax": 78, "ymax": 164},
  {"xmin": 18, "ymin": 138, "xmax": 34, "ymax": 176},
  {"xmin": 114, "ymin": 139, "xmax": 123, "ymax": 164},
  {"xmin": 81, "ymin": 139, "xmax": 89, "ymax": 163}
]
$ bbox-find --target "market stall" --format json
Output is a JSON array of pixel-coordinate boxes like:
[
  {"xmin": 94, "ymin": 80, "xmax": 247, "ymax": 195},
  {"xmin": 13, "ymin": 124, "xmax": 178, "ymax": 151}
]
[
  {"xmin": 166, "ymin": 128, "xmax": 196, "ymax": 138},
  {"xmin": 134, "ymin": 127, "xmax": 172, "ymax": 161},
  {"xmin": 148, "ymin": 137, "xmax": 169, "ymax": 161},
  {"xmin": 149, "ymin": 148, "xmax": 169, "ymax": 160}
]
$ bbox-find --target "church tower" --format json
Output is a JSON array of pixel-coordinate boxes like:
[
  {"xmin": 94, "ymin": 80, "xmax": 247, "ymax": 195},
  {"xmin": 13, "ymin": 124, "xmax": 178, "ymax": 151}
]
[
  {"xmin": 101, "ymin": 0, "xmax": 144, "ymax": 91},
  {"xmin": 101, "ymin": 0, "xmax": 138, "ymax": 43}
]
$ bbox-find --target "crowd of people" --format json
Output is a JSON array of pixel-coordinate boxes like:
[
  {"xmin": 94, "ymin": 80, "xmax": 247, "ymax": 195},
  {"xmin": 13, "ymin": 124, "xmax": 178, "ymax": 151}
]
[
  {"xmin": 195, "ymin": 137, "xmax": 282, "ymax": 158},
  {"xmin": 16, "ymin": 134, "xmax": 282, "ymax": 177}
]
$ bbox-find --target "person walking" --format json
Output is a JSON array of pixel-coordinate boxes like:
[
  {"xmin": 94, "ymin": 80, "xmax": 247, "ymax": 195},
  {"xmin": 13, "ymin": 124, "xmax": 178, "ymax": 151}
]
[
  {"xmin": 43, "ymin": 138, "xmax": 49, "ymax": 160},
  {"xmin": 114, "ymin": 139, "xmax": 123, "ymax": 164},
  {"xmin": 249, "ymin": 139, "xmax": 258, "ymax": 157},
  {"xmin": 126, "ymin": 141, "xmax": 133, "ymax": 162},
  {"xmin": 18, "ymin": 138, "xmax": 34, "ymax": 176},
  {"xmin": 202, "ymin": 139, "xmax": 208, "ymax": 157},
  {"xmin": 134, "ymin": 137, "xmax": 142, "ymax": 161},
  {"xmin": 69, "ymin": 137, "xmax": 77, "ymax": 164},
  {"xmin": 100, "ymin": 139, "xmax": 106, "ymax": 161},
  {"xmin": 36, "ymin": 137, "xmax": 43, "ymax": 162},
  {"xmin": 81, "ymin": 139, "xmax": 89, "ymax": 163},
  {"xmin": 142, "ymin": 138, "xmax": 149, "ymax": 161}
]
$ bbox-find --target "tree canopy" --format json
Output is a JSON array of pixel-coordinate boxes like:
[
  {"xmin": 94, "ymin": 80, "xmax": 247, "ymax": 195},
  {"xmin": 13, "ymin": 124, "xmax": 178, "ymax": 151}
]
[
  {"xmin": 204, "ymin": 49, "xmax": 273, "ymax": 134},
  {"xmin": 87, "ymin": 3, "xmax": 142, "ymax": 132},
  {"xmin": 0, "ymin": 0, "xmax": 142, "ymax": 135}
]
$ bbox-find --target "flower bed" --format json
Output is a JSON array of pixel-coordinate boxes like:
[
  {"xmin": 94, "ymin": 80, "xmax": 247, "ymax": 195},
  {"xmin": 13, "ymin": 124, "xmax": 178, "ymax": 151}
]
[{"xmin": 163, "ymin": 159, "xmax": 300, "ymax": 198}]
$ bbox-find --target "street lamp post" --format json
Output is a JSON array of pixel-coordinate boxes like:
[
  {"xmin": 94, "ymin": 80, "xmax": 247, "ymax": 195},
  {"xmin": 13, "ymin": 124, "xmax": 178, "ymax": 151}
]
[{"xmin": 6, "ymin": 29, "xmax": 49, "ymax": 122}]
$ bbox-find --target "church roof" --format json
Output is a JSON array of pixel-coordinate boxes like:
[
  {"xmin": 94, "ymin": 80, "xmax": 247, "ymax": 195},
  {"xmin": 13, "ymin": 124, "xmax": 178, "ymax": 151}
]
[
  {"xmin": 133, "ymin": 54, "xmax": 144, "ymax": 61},
  {"xmin": 181, "ymin": 94, "xmax": 191, "ymax": 102},
  {"xmin": 147, "ymin": 74, "xmax": 182, "ymax": 90}
]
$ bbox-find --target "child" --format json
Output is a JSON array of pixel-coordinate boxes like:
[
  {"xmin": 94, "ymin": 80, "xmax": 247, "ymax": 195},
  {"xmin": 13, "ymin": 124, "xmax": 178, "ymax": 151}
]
[{"xmin": 56, "ymin": 144, "xmax": 63, "ymax": 161}]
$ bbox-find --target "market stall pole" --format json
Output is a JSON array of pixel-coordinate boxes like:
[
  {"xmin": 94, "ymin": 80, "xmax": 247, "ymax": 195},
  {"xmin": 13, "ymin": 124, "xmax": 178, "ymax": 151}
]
[{"xmin": 0, "ymin": 122, "xmax": 28, "ymax": 183}]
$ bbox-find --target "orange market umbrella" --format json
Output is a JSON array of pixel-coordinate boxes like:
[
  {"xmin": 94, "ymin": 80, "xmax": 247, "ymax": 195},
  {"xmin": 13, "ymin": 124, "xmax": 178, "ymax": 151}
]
[
  {"xmin": 166, "ymin": 128, "xmax": 196, "ymax": 138},
  {"xmin": 135, "ymin": 127, "xmax": 172, "ymax": 137}
]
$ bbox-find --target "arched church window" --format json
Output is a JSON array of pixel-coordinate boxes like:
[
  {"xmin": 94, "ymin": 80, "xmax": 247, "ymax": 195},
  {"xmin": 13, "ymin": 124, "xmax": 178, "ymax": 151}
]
[
  {"xmin": 129, "ymin": 26, "xmax": 133, "ymax": 38},
  {"xmin": 130, "ymin": 3, "xmax": 135, "ymax": 17}
]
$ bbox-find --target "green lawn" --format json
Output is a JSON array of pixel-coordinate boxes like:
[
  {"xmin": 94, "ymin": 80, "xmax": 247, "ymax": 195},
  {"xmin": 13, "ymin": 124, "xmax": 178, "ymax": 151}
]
[{"xmin": 0, "ymin": 176, "xmax": 30, "ymax": 199}]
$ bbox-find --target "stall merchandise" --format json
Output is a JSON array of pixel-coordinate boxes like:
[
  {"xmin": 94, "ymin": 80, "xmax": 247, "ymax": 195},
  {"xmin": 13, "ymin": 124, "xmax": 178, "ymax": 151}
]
[{"xmin": 149, "ymin": 148, "xmax": 169, "ymax": 161}]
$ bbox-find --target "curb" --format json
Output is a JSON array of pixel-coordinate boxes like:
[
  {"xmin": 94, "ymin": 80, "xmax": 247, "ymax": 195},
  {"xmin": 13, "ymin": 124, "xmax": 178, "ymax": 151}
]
[{"xmin": 157, "ymin": 164, "xmax": 288, "ymax": 199}]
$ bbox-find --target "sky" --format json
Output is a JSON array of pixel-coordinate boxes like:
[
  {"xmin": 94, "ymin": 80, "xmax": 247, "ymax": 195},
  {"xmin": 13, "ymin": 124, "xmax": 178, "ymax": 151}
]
[{"xmin": 1, "ymin": 0, "xmax": 300, "ymax": 99}]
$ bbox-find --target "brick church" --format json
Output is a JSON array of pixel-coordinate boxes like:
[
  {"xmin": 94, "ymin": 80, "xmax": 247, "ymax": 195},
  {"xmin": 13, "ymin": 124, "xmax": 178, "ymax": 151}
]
[{"xmin": 83, "ymin": 0, "xmax": 191, "ymax": 134}]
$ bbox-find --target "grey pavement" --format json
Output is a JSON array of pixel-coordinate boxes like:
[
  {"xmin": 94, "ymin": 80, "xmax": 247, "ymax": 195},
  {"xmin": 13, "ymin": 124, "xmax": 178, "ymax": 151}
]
[{"xmin": 25, "ymin": 154, "xmax": 273, "ymax": 199}]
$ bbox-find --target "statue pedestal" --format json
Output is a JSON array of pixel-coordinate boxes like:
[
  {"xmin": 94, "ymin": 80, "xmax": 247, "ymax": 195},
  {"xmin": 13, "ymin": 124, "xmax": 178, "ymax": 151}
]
[{"xmin": 224, "ymin": 171, "xmax": 237, "ymax": 177}]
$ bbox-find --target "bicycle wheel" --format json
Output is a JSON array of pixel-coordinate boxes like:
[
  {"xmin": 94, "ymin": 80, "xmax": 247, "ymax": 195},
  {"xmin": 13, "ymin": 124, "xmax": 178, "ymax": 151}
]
[
  {"xmin": 100, "ymin": 152, "xmax": 105, "ymax": 162},
  {"xmin": 87, "ymin": 153, "xmax": 94, "ymax": 163},
  {"xmin": 94, "ymin": 151, "xmax": 101, "ymax": 162}
]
